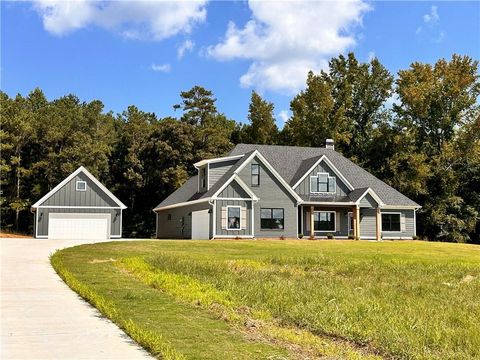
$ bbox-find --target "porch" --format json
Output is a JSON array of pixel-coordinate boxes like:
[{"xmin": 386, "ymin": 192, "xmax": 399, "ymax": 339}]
[{"xmin": 298, "ymin": 204, "xmax": 382, "ymax": 240}]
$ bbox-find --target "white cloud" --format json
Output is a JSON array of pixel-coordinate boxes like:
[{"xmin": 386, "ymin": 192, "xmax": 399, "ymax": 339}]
[
  {"xmin": 151, "ymin": 63, "xmax": 171, "ymax": 72},
  {"xmin": 423, "ymin": 5, "xmax": 439, "ymax": 23},
  {"xmin": 32, "ymin": 0, "xmax": 208, "ymax": 40},
  {"xmin": 177, "ymin": 39, "xmax": 195, "ymax": 59},
  {"xmin": 207, "ymin": 0, "xmax": 370, "ymax": 94},
  {"xmin": 417, "ymin": 5, "xmax": 444, "ymax": 43},
  {"xmin": 277, "ymin": 110, "xmax": 290, "ymax": 125}
]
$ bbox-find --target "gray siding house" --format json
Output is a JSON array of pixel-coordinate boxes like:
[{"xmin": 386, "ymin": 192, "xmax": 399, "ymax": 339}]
[
  {"xmin": 154, "ymin": 141, "xmax": 420, "ymax": 240},
  {"xmin": 31, "ymin": 166, "xmax": 127, "ymax": 240}
]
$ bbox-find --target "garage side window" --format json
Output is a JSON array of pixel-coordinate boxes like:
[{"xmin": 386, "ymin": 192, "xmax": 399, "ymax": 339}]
[{"xmin": 76, "ymin": 180, "xmax": 87, "ymax": 191}]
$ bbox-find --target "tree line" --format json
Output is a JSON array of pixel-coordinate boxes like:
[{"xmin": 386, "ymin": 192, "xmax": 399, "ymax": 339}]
[{"xmin": 1, "ymin": 53, "xmax": 479, "ymax": 242}]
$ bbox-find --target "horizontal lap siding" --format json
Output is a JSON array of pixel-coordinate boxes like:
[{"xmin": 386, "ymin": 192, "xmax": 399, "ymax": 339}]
[
  {"xmin": 381, "ymin": 209, "xmax": 415, "ymax": 238},
  {"xmin": 238, "ymin": 156, "xmax": 297, "ymax": 238},
  {"xmin": 37, "ymin": 208, "xmax": 121, "ymax": 237},
  {"xmin": 209, "ymin": 160, "xmax": 237, "ymax": 189},
  {"xmin": 295, "ymin": 161, "xmax": 350, "ymax": 197},
  {"xmin": 360, "ymin": 208, "xmax": 377, "ymax": 239},
  {"xmin": 215, "ymin": 199, "xmax": 252, "ymax": 237},
  {"xmin": 41, "ymin": 172, "xmax": 118, "ymax": 207},
  {"xmin": 156, "ymin": 202, "xmax": 212, "ymax": 239}
]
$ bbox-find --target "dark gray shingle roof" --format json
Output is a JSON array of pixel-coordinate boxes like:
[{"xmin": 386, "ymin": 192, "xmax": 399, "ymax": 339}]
[{"xmin": 229, "ymin": 144, "xmax": 419, "ymax": 207}]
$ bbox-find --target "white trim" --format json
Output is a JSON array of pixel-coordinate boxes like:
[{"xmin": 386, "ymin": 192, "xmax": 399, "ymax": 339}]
[
  {"xmin": 35, "ymin": 210, "xmax": 39, "ymax": 238},
  {"xmin": 226, "ymin": 205, "xmax": 242, "ymax": 231},
  {"xmin": 381, "ymin": 212, "xmax": 402, "ymax": 233},
  {"xmin": 313, "ymin": 210, "xmax": 336, "ymax": 232},
  {"xmin": 48, "ymin": 212, "xmax": 111, "ymax": 240},
  {"xmin": 292, "ymin": 155, "xmax": 354, "ymax": 191},
  {"xmin": 206, "ymin": 163, "xmax": 210, "ymax": 190},
  {"xmin": 153, "ymin": 198, "xmax": 210, "ymax": 211},
  {"xmin": 300, "ymin": 205, "xmax": 303, "ymax": 235},
  {"xmin": 36, "ymin": 236, "xmax": 48, "ymax": 239},
  {"xmin": 120, "ymin": 208, "xmax": 123, "ymax": 239},
  {"xmin": 309, "ymin": 172, "xmax": 336, "ymax": 194},
  {"xmin": 354, "ymin": 187, "xmax": 385, "ymax": 207},
  {"xmin": 32, "ymin": 166, "xmax": 127, "ymax": 209},
  {"xmin": 296, "ymin": 205, "xmax": 299, "ymax": 239},
  {"xmin": 76, "ymin": 180, "xmax": 87, "ymax": 192},
  {"xmin": 37, "ymin": 206, "xmax": 122, "ymax": 209},
  {"xmin": 214, "ymin": 197, "xmax": 255, "ymax": 201},
  {"xmin": 194, "ymin": 154, "xmax": 245, "ymax": 168},
  {"xmin": 413, "ymin": 209, "xmax": 417, "ymax": 237},
  {"xmin": 300, "ymin": 201, "xmax": 357, "ymax": 206},
  {"xmin": 211, "ymin": 200, "xmax": 216, "ymax": 239},
  {"xmin": 381, "ymin": 205, "xmax": 421, "ymax": 209},
  {"xmin": 111, "ymin": 235, "xmax": 121, "ymax": 238},
  {"xmin": 251, "ymin": 201, "xmax": 255, "ymax": 237}
]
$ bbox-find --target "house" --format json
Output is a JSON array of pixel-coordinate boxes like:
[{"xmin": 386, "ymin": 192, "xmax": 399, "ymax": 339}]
[
  {"xmin": 31, "ymin": 166, "xmax": 127, "ymax": 240},
  {"xmin": 153, "ymin": 140, "xmax": 420, "ymax": 240}
]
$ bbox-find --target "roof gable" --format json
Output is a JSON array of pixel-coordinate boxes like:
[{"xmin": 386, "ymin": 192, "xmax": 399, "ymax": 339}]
[{"xmin": 32, "ymin": 166, "xmax": 127, "ymax": 209}]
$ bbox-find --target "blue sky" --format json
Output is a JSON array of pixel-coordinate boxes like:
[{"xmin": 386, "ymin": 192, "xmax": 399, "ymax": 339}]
[{"xmin": 2, "ymin": 1, "xmax": 479, "ymax": 127}]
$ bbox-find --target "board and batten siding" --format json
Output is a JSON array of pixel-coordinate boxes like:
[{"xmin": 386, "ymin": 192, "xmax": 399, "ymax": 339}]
[
  {"xmin": 208, "ymin": 159, "xmax": 238, "ymax": 189},
  {"xmin": 381, "ymin": 209, "xmax": 415, "ymax": 239},
  {"xmin": 294, "ymin": 160, "xmax": 350, "ymax": 197},
  {"xmin": 215, "ymin": 199, "xmax": 252, "ymax": 237},
  {"xmin": 217, "ymin": 180, "xmax": 250, "ymax": 199},
  {"xmin": 41, "ymin": 172, "xmax": 118, "ymax": 207},
  {"xmin": 359, "ymin": 193, "xmax": 378, "ymax": 208},
  {"xmin": 36, "ymin": 208, "xmax": 121, "ymax": 237},
  {"xmin": 156, "ymin": 202, "xmax": 212, "ymax": 239},
  {"xmin": 237, "ymin": 156, "xmax": 298, "ymax": 238}
]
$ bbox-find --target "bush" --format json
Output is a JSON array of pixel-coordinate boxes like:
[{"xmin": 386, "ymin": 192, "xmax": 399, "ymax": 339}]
[
  {"xmin": 348, "ymin": 235, "xmax": 355, "ymax": 240},
  {"xmin": 279, "ymin": 235, "xmax": 285, "ymax": 240},
  {"xmin": 298, "ymin": 233, "xmax": 304, "ymax": 239},
  {"xmin": 327, "ymin": 233, "xmax": 334, "ymax": 239},
  {"xmin": 412, "ymin": 235, "xmax": 419, "ymax": 240}
]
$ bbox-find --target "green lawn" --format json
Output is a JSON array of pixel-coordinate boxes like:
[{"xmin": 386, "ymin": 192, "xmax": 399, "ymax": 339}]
[{"xmin": 51, "ymin": 240, "xmax": 480, "ymax": 359}]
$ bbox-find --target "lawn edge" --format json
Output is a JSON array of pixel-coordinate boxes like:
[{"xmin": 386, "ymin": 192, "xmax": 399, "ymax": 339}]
[{"xmin": 50, "ymin": 250, "xmax": 186, "ymax": 360}]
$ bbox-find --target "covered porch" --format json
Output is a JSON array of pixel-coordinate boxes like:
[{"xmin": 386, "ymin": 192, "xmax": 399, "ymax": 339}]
[{"xmin": 298, "ymin": 204, "xmax": 382, "ymax": 240}]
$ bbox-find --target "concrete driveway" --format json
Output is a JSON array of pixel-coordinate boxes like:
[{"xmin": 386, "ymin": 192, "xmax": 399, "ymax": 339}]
[{"xmin": 1, "ymin": 238, "xmax": 152, "ymax": 360}]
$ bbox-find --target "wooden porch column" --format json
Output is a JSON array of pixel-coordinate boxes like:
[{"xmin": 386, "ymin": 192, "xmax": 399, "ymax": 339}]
[
  {"xmin": 376, "ymin": 207, "xmax": 381, "ymax": 241},
  {"xmin": 354, "ymin": 206, "xmax": 361, "ymax": 239},
  {"xmin": 310, "ymin": 205, "xmax": 315, "ymax": 238},
  {"xmin": 352, "ymin": 206, "xmax": 357, "ymax": 239}
]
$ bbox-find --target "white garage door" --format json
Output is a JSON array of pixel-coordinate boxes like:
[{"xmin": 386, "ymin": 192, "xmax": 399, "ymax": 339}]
[
  {"xmin": 191, "ymin": 209, "xmax": 210, "ymax": 239},
  {"xmin": 48, "ymin": 213, "xmax": 111, "ymax": 240}
]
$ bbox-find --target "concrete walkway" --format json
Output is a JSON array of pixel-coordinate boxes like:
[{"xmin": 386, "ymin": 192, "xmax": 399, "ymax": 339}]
[{"xmin": 1, "ymin": 238, "xmax": 152, "ymax": 360}]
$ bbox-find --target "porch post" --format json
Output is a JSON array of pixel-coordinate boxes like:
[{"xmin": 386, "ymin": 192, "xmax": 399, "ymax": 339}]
[
  {"xmin": 355, "ymin": 206, "xmax": 361, "ymax": 239},
  {"xmin": 352, "ymin": 206, "xmax": 357, "ymax": 239},
  {"xmin": 310, "ymin": 205, "xmax": 315, "ymax": 238},
  {"xmin": 376, "ymin": 207, "xmax": 381, "ymax": 241}
]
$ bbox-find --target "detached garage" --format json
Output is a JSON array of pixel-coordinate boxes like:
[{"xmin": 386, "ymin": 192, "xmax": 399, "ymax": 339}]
[{"xmin": 31, "ymin": 166, "xmax": 127, "ymax": 240}]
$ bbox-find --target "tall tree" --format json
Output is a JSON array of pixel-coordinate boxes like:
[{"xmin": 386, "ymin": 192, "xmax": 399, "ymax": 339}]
[{"xmin": 242, "ymin": 91, "xmax": 278, "ymax": 144}]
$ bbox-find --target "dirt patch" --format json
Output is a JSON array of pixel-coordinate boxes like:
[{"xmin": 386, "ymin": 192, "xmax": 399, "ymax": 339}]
[
  {"xmin": 0, "ymin": 232, "xmax": 32, "ymax": 238},
  {"xmin": 89, "ymin": 258, "xmax": 116, "ymax": 264},
  {"xmin": 460, "ymin": 275, "xmax": 475, "ymax": 284}
]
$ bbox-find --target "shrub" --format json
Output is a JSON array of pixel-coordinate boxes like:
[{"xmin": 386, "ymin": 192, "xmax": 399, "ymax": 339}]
[
  {"xmin": 298, "ymin": 233, "xmax": 304, "ymax": 239},
  {"xmin": 348, "ymin": 235, "xmax": 355, "ymax": 240},
  {"xmin": 412, "ymin": 235, "xmax": 419, "ymax": 240},
  {"xmin": 279, "ymin": 235, "xmax": 285, "ymax": 240},
  {"xmin": 309, "ymin": 234, "xmax": 315, "ymax": 240},
  {"xmin": 327, "ymin": 233, "xmax": 334, "ymax": 239}
]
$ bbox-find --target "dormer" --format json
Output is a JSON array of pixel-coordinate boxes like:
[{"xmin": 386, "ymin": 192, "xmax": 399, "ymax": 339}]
[{"xmin": 194, "ymin": 154, "xmax": 244, "ymax": 193}]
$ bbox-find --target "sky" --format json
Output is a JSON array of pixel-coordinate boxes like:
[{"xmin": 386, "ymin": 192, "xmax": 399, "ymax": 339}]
[{"xmin": 2, "ymin": 1, "xmax": 479, "ymax": 127}]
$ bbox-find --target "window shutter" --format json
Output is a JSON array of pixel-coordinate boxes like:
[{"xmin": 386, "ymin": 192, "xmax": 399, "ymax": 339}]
[
  {"xmin": 221, "ymin": 207, "xmax": 227, "ymax": 229},
  {"xmin": 328, "ymin": 177, "xmax": 336, "ymax": 193},
  {"xmin": 335, "ymin": 212, "xmax": 340, "ymax": 232},
  {"xmin": 400, "ymin": 213, "xmax": 406, "ymax": 232},
  {"xmin": 241, "ymin": 207, "xmax": 247, "ymax": 230}
]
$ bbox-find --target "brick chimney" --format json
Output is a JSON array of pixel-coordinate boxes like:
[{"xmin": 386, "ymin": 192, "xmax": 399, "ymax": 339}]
[{"xmin": 325, "ymin": 138, "xmax": 335, "ymax": 150}]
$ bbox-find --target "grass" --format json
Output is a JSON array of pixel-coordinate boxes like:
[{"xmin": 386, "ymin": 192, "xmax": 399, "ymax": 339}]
[{"xmin": 51, "ymin": 240, "xmax": 480, "ymax": 359}]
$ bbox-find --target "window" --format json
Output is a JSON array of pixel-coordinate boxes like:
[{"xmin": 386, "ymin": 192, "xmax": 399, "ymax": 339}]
[
  {"xmin": 310, "ymin": 173, "xmax": 336, "ymax": 193},
  {"xmin": 251, "ymin": 164, "xmax": 260, "ymax": 187},
  {"xmin": 227, "ymin": 206, "xmax": 241, "ymax": 230},
  {"xmin": 76, "ymin": 180, "xmax": 87, "ymax": 191},
  {"xmin": 167, "ymin": 214, "xmax": 172, "ymax": 221},
  {"xmin": 260, "ymin": 208, "xmax": 284, "ymax": 230},
  {"xmin": 314, "ymin": 211, "xmax": 335, "ymax": 231},
  {"xmin": 382, "ymin": 213, "xmax": 401, "ymax": 232},
  {"xmin": 201, "ymin": 167, "xmax": 206, "ymax": 188},
  {"xmin": 348, "ymin": 212, "xmax": 354, "ymax": 234}
]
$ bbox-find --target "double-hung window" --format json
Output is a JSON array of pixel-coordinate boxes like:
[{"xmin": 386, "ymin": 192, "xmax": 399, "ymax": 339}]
[
  {"xmin": 314, "ymin": 211, "xmax": 335, "ymax": 231},
  {"xmin": 251, "ymin": 164, "xmax": 260, "ymax": 187},
  {"xmin": 310, "ymin": 173, "xmax": 336, "ymax": 193},
  {"xmin": 382, "ymin": 213, "xmax": 401, "ymax": 232},
  {"xmin": 260, "ymin": 208, "xmax": 284, "ymax": 230},
  {"xmin": 227, "ymin": 206, "xmax": 241, "ymax": 230}
]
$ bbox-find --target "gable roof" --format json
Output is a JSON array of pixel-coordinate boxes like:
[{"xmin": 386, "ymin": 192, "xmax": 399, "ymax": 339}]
[
  {"xmin": 230, "ymin": 144, "xmax": 419, "ymax": 207},
  {"xmin": 32, "ymin": 166, "xmax": 127, "ymax": 209}
]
